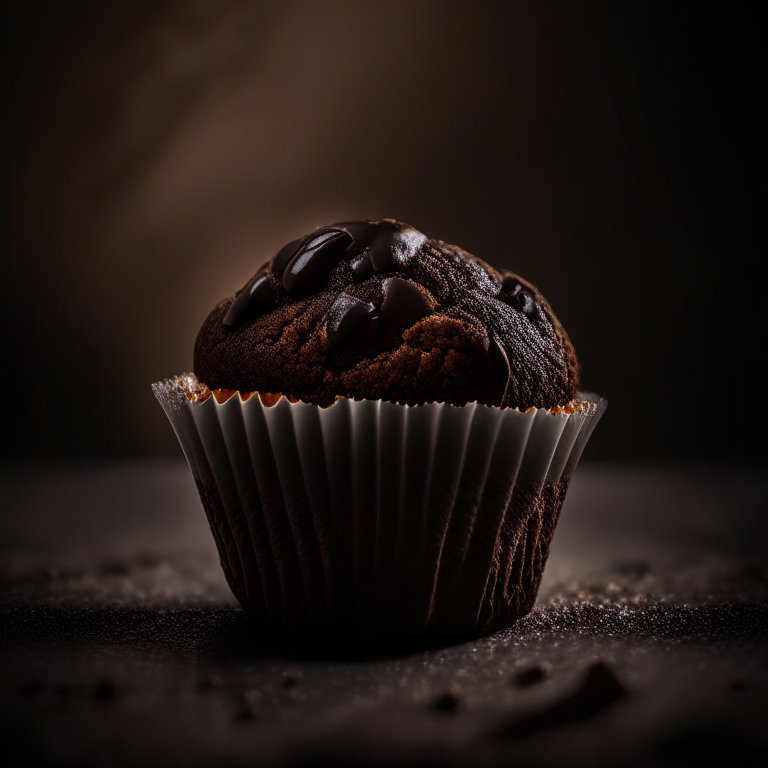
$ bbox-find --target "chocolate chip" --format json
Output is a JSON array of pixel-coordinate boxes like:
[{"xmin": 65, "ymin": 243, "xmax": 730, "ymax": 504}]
[
  {"xmin": 269, "ymin": 236, "xmax": 303, "ymax": 277},
  {"xmin": 350, "ymin": 250, "xmax": 374, "ymax": 277},
  {"xmin": 224, "ymin": 273, "xmax": 278, "ymax": 328},
  {"xmin": 499, "ymin": 277, "xmax": 536, "ymax": 315},
  {"xmin": 380, "ymin": 277, "xmax": 434, "ymax": 323},
  {"xmin": 324, "ymin": 294, "xmax": 376, "ymax": 352},
  {"xmin": 519, "ymin": 291, "xmax": 535, "ymax": 314},
  {"xmin": 500, "ymin": 276, "xmax": 523, "ymax": 297},
  {"xmin": 282, "ymin": 228, "xmax": 352, "ymax": 298},
  {"xmin": 329, "ymin": 220, "xmax": 378, "ymax": 248},
  {"xmin": 370, "ymin": 227, "xmax": 425, "ymax": 271},
  {"xmin": 350, "ymin": 222, "xmax": 426, "ymax": 277}
]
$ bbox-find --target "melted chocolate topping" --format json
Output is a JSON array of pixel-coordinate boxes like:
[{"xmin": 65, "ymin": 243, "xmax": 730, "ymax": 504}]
[
  {"xmin": 223, "ymin": 270, "xmax": 276, "ymax": 329},
  {"xmin": 196, "ymin": 219, "xmax": 579, "ymax": 409}
]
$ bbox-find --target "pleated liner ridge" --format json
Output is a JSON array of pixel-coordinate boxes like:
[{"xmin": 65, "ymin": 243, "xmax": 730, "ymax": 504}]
[{"xmin": 153, "ymin": 377, "xmax": 606, "ymax": 637}]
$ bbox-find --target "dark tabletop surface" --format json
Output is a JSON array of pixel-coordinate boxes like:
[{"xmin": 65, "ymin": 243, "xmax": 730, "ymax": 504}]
[{"xmin": 2, "ymin": 460, "xmax": 766, "ymax": 767}]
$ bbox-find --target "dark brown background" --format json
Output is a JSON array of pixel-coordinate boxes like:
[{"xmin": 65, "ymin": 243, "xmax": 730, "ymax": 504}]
[{"xmin": 4, "ymin": 0, "xmax": 762, "ymax": 461}]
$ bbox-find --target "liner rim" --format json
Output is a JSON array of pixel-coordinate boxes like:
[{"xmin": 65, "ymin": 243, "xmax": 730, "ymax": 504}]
[{"xmin": 152, "ymin": 372, "xmax": 606, "ymax": 418}]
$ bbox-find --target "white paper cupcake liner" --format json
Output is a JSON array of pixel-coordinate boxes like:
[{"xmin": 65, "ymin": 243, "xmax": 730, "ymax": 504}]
[{"xmin": 153, "ymin": 374, "xmax": 605, "ymax": 636}]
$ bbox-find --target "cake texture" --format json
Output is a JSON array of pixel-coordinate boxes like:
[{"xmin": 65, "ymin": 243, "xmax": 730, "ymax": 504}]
[
  {"xmin": 155, "ymin": 220, "xmax": 604, "ymax": 637},
  {"xmin": 194, "ymin": 219, "xmax": 579, "ymax": 410}
]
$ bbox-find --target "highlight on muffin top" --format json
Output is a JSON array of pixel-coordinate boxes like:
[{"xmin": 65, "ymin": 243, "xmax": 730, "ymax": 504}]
[{"xmin": 193, "ymin": 219, "xmax": 579, "ymax": 409}]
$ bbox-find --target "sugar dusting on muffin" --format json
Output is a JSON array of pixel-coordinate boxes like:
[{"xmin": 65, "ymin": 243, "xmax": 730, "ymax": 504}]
[{"xmin": 194, "ymin": 219, "xmax": 579, "ymax": 409}]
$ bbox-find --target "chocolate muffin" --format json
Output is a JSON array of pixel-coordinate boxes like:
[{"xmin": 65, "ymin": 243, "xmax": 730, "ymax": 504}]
[
  {"xmin": 194, "ymin": 219, "xmax": 579, "ymax": 411},
  {"xmin": 154, "ymin": 220, "xmax": 604, "ymax": 637}
]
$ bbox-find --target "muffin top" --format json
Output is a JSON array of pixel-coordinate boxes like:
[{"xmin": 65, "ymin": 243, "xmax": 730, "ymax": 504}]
[{"xmin": 194, "ymin": 219, "xmax": 579, "ymax": 409}]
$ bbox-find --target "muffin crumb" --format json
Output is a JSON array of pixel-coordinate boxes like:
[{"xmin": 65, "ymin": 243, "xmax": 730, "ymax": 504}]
[{"xmin": 433, "ymin": 684, "xmax": 461, "ymax": 712}]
